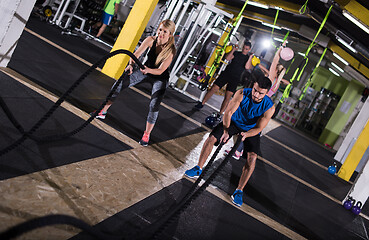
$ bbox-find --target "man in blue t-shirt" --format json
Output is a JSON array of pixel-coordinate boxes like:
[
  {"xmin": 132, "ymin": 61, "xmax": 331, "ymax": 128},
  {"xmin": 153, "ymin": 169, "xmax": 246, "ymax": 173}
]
[
  {"xmin": 195, "ymin": 41, "xmax": 252, "ymax": 117},
  {"xmin": 185, "ymin": 75, "xmax": 275, "ymax": 207}
]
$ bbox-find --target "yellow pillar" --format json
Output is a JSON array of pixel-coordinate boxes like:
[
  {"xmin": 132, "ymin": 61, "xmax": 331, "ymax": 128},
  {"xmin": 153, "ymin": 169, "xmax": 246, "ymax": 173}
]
[
  {"xmin": 102, "ymin": 0, "xmax": 158, "ymax": 79},
  {"xmin": 338, "ymin": 120, "xmax": 369, "ymax": 181}
]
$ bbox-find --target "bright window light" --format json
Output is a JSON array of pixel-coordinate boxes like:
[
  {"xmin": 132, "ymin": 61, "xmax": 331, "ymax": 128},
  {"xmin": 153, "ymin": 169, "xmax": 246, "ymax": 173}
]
[
  {"xmin": 331, "ymin": 62, "xmax": 344, "ymax": 72},
  {"xmin": 333, "ymin": 52, "xmax": 349, "ymax": 65},
  {"xmin": 248, "ymin": 1, "xmax": 269, "ymax": 9},
  {"xmin": 273, "ymin": 37, "xmax": 288, "ymax": 43},
  {"xmin": 329, "ymin": 68, "xmax": 340, "ymax": 76},
  {"xmin": 275, "ymin": 7, "xmax": 284, "ymax": 11},
  {"xmin": 337, "ymin": 37, "xmax": 358, "ymax": 53},
  {"xmin": 262, "ymin": 22, "xmax": 281, "ymax": 30},
  {"xmin": 262, "ymin": 39, "xmax": 272, "ymax": 49},
  {"xmin": 342, "ymin": 10, "xmax": 369, "ymax": 35}
]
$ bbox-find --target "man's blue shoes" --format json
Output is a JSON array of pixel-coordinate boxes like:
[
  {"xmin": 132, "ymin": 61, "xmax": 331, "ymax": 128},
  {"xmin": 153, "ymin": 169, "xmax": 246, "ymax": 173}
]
[
  {"xmin": 185, "ymin": 165, "xmax": 202, "ymax": 178},
  {"xmin": 231, "ymin": 189, "xmax": 243, "ymax": 207}
]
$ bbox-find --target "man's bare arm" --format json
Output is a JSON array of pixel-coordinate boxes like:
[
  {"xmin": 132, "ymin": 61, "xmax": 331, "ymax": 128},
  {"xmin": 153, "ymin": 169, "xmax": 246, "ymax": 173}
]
[{"xmin": 241, "ymin": 105, "xmax": 275, "ymax": 140}]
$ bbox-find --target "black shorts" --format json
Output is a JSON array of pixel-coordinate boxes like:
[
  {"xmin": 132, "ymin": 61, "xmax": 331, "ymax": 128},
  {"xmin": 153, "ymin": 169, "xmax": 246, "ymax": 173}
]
[
  {"xmin": 210, "ymin": 121, "xmax": 261, "ymax": 155},
  {"xmin": 213, "ymin": 72, "xmax": 240, "ymax": 93}
]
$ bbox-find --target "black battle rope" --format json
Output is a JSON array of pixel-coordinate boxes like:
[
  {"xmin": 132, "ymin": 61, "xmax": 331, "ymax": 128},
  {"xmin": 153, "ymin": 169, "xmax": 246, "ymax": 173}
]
[
  {"xmin": 0, "ymin": 95, "xmax": 26, "ymax": 134},
  {"xmin": 0, "ymin": 137, "xmax": 242, "ymax": 240},
  {"xmin": 0, "ymin": 49, "xmax": 144, "ymax": 157},
  {"xmin": 0, "ymin": 214, "xmax": 121, "ymax": 240},
  {"xmin": 0, "ymin": 71, "xmax": 127, "ymax": 144},
  {"xmin": 146, "ymin": 135, "xmax": 243, "ymax": 240}
]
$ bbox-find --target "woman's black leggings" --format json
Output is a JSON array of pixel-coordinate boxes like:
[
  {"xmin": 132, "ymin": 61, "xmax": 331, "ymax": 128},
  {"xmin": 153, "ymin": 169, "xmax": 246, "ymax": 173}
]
[{"xmin": 111, "ymin": 70, "xmax": 167, "ymax": 124}]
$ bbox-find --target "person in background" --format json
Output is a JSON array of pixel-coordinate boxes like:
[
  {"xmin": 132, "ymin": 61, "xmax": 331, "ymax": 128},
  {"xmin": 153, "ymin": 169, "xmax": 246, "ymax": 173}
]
[
  {"xmin": 93, "ymin": 0, "xmax": 120, "ymax": 38},
  {"xmin": 194, "ymin": 42, "xmax": 252, "ymax": 120}
]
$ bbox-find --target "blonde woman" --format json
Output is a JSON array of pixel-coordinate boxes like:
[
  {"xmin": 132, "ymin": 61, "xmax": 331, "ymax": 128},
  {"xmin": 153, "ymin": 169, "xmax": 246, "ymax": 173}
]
[{"xmin": 93, "ymin": 20, "xmax": 176, "ymax": 146}]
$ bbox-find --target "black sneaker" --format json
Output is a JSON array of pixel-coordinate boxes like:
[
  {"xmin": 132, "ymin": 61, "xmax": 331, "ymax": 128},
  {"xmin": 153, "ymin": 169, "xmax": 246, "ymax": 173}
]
[{"xmin": 194, "ymin": 102, "xmax": 204, "ymax": 109}]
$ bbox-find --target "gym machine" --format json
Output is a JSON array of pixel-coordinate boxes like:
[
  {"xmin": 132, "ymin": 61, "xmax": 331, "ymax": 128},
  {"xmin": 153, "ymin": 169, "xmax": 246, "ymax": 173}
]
[{"xmin": 165, "ymin": 0, "xmax": 233, "ymax": 101}]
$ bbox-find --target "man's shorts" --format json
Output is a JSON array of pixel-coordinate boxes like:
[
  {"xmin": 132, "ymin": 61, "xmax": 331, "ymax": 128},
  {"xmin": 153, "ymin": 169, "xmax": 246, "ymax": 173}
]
[
  {"xmin": 210, "ymin": 121, "xmax": 261, "ymax": 155},
  {"xmin": 213, "ymin": 72, "xmax": 240, "ymax": 93},
  {"xmin": 102, "ymin": 12, "xmax": 113, "ymax": 25}
]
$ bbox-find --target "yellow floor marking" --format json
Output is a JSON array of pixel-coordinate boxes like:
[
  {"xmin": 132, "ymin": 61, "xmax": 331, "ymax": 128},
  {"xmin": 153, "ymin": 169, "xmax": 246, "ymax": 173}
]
[
  {"xmin": 264, "ymin": 134, "xmax": 328, "ymax": 170},
  {"xmin": 207, "ymin": 186, "xmax": 308, "ymax": 240},
  {"xmin": 257, "ymin": 155, "xmax": 369, "ymax": 220},
  {"xmin": 24, "ymin": 28, "xmax": 210, "ymax": 131},
  {"xmin": 0, "ymin": 67, "xmax": 140, "ymax": 148},
  {"xmin": 24, "ymin": 28, "xmax": 100, "ymax": 71},
  {"xmin": 184, "ymin": 177, "xmax": 307, "ymax": 240},
  {"xmin": 263, "ymin": 134, "xmax": 354, "ymax": 185}
]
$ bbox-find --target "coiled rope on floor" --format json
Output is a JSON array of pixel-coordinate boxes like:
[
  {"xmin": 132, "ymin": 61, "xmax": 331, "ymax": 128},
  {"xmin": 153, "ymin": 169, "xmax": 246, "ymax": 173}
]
[
  {"xmin": 145, "ymin": 135, "xmax": 243, "ymax": 240},
  {"xmin": 0, "ymin": 49, "xmax": 144, "ymax": 157}
]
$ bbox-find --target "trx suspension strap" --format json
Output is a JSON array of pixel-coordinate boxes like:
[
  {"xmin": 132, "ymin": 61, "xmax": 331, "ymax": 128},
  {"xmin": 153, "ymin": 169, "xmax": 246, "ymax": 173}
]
[
  {"xmin": 299, "ymin": 0, "xmax": 309, "ymax": 14},
  {"xmin": 270, "ymin": 9, "xmax": 280, "ymax": 49},
  {"xmin": 299, "ymin": 47, "xmax": 327, "ymax": 100},
  {"xmin": 198, "ymin": 0, "xmax": 249, "ymax": 91},
  {"xmin": 279, "ymin": 4, "xmax": 333, "ymax": 103}
]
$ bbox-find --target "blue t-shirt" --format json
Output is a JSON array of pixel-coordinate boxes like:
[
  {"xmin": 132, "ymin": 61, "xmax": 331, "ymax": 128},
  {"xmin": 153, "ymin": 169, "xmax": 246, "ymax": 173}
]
[{"xmin": 231, "ymin": 88, "xmax": 273, "ymax": 131}]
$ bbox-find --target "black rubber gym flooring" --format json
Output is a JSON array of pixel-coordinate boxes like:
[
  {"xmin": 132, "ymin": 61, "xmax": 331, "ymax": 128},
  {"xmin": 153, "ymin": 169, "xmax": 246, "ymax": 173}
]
[
  {"xmin": 71, "ymin": 152, "xmax": 369, "ymax": 240},
  {"xmin": 70, "ymin": 178, "xmax": 288, "ymax": 240},
  {"xmin": 8, "ymin": 18, "xmax": 211, "ymax": 144},
  {"xmin": 0, "ymin": 71, "xmax": 131, "ymax": 180},
  {"xmin": 24, "ymin": 16, "xmax": 218, "ymax": 123},
  {"xmin": 260, "ymin": 135, "xmax": 351, "ymax": 200},
  {"xmin": 3, "ymin": 16, "xmax": 369, "ymax": 239},
  {"xmin": 265, "ymin": 126, "xmax": 336, "ymax": 167}
]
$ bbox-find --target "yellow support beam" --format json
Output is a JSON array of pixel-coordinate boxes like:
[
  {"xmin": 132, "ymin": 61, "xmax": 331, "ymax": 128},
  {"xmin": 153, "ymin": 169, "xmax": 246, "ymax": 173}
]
[
  {"xmin": 335, "ymin": 0, "xmax": 369, "ymax": 29},
  {"xmin": 102, "ymin": 0, "xmax": 158, "ymax": 79},
  {"xmin": 215, "ymin": 3, "xmax": 300, "ymax": 32},
  {"xmin": 216, "ymin": 1, "xmax": 369, "ymax": 81},
  {"xmin": 328, "ymin": 41, "xmax": 369, "ymax": 79},
  {"xmin": 243, "ymin": 12, "xmax": 300, "ymax": 32},
  {"xmin": 338, "ymin": 120, "xmax": 369, "ymax": 181},
  {"xmin": 216, "ymin": 0, "xmax": 303, "ymax": 15}
]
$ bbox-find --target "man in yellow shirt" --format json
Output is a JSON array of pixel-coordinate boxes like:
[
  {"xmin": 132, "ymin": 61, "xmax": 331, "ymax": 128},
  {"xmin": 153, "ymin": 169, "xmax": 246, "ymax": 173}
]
[{"xmin": 96, "ymin": 0, "xmax": 120, "ymax": 38}]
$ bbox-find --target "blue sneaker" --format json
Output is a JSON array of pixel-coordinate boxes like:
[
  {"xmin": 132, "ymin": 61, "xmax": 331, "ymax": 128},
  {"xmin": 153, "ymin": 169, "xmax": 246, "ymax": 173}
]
[
  {"xmin": 231, "ymin": 189, "xmax": 243, "ymax": 207},
  {"xmin": 184, "ymin": 166, "xmax": 202, "ymax": 178}
]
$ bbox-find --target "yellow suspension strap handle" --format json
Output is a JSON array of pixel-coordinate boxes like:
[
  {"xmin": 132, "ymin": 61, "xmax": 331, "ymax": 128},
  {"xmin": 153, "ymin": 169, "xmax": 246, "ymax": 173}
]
[
  {"xmin": 279, "ymin": 4, "xmax": 332, "ymax": 103},
  {"xmin": 198, "ymin": 0, "xmax": 249, "ymax": 91},
  {"xmin": 299, "ymin": 47, "xmax": 327, "ymax": 101}
]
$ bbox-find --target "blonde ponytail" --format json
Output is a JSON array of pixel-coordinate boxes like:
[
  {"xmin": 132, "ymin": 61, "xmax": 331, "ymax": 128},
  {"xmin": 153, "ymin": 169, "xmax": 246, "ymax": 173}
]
[{"xmin": 155, "ymin": 20, "xmax": 176, "ymax": 66}]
